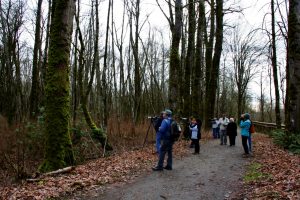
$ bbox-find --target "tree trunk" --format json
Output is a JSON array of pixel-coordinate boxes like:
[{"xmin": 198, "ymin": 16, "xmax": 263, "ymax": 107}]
[
  {"xmin": 40, "ymin": 0, "xmax": 75, "ymax": 172},
  {"xmin": 287, "ymin": 0, "xmax": 300, "ymax": 132},
  {"xmin": 77, "ymin": 0, "xmax": 113, "ymax": 150},
  {"xmin": 169, "ymin": 0, "xmax": 183, "ymax": 111},
  {"xmin": 205, "ymin": 0, "xmax": 223, "ymax": 129},
  {"xmin": 183, "ymin": 0, "xmax": 195, "ymax": 117},
  {"xmin": 271, "ymin": 0, "xmax": 282, "ymax": 128},
  {"xmin": 194, "ymin": 0, "xmax": 205, "ymax": 118},
  {"xmin": 30, "ymin": 0, "xmax": 43, "ymax": 118}
]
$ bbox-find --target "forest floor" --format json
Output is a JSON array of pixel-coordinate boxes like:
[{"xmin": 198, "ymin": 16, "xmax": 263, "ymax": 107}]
[{"xmin": 1, "ymin": 133, "xmax": 299, "ymax": 199}]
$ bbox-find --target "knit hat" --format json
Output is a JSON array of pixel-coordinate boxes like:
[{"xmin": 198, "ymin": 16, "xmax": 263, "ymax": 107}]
[
  {"xmin": 244, "ymin": 113, "xmax": 250, "ymax": 119},
  {"xmin": 164, "ymin": 109, "xmax": 172, "ymax": 116}
]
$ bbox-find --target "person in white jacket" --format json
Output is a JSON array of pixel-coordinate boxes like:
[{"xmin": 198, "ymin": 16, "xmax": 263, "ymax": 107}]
[{"xmin": 218, "ymin": 114, "xmax": 229, "ymax": 145}]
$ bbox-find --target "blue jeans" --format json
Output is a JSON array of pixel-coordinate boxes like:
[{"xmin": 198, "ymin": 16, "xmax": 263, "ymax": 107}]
[
  {"xmin": 220, "ymin": 129, "xmax": 227, "ymax": 145},
  {"xmin": 248, "ymin": 133, "xmax": 252, "ymax": 152},
  {"xmin": 157, "ymin": 139, "xmax": 173, "ymax": 168},
  {"xmin": 156, "ymin": 132, "xmax": 161, "ymax": 153}
]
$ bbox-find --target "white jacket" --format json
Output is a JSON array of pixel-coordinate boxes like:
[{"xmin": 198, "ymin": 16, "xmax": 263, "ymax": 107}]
[{"xmin": 218, "ymin": 117, "xmax": 229, "ymax": 130}]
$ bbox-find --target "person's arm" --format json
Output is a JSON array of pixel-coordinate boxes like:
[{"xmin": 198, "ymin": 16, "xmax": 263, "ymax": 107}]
[{"xmin": 159, "ymin": 119, "xmax": 168, "ymax": 133}]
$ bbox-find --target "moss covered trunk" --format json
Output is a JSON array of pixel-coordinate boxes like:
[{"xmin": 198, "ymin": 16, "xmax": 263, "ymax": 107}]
[
  {"xmin": 76, "ymin": 0, "xmax": 112, "ymax": 151},
  {"xmin": 40, "ymin": 0, "xmax": 75, "ymax": 172}
]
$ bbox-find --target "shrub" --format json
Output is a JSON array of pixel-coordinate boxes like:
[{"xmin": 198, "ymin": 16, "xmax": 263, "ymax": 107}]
[{"xmin": 271, "ymin": 130, "xmax": 300, "ymax": 154}]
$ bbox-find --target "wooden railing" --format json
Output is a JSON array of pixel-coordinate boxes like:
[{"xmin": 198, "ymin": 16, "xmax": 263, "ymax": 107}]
[{"xmin": 252, "ymin": 121, "xmax": 285, "ymax": 133}]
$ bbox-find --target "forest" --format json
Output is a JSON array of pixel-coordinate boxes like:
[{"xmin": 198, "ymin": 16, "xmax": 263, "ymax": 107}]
[{"xmin": 0, "ymin": 0, "xmax": 299, "ymax": 197}]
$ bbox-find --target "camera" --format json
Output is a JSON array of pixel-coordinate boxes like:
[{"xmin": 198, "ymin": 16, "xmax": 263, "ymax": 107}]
[{"xmin": 147, "ymin": 116, "xmax": 158, "ymax": 121}]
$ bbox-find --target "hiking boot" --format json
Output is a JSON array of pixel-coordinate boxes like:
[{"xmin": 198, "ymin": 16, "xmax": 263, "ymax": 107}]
[
  {"xmin": 152, "ymin": 166, "xmax": 163, "ymax": 171},
  {"xmin": 164, "ymin": 166, "xmax": 172, "ymax": 170}
]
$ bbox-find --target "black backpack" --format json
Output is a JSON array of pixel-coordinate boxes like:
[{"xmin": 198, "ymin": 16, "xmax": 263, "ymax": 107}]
[{"xmin": 170, "ymin": 120, "xmax": 181, "ymax": 141}]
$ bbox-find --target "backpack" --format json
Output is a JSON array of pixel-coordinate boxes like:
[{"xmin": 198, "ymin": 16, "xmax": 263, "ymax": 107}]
[
  {"xmin": 170, "ymin": 120, "xmax": 181, "ymax": 141},
  {"xmin": 249, "ymin": 122, "xmax": 255, "ymax": 134}
]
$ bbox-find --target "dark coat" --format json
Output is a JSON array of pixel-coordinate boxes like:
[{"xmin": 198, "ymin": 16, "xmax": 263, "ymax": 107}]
[{"xmin": 226, "ymin": 121, "xmax": 237, "ymax": 137}]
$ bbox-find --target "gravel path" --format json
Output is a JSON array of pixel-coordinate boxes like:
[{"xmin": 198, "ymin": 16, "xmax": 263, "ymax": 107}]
[{"xmin": 74, "ymin": 137, "xmax": 249, "ymax": 200}]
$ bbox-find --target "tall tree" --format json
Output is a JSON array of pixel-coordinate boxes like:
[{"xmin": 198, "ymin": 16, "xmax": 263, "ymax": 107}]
[
  {"xmin": 156, "ymin": 0, "xmax": 183, "ymax": 111},
  {"xmin": 287, "ymin": 0, "xmax": 300, "ymax": 132},
  {"xmin": 129, "ymin": 0, "xmax": 142, "ymax": 122},
  {"xmin": 204, "ymin": 0, "xmax": 224, "ymax": 128},
  {"xmin": 40, "ymin": 0, "xmax": 75, "ymax": 172},
  {"xmin": 194, "ymin": 0, "xmax": 205, "ymax": 118},
  {"xmin": 271, "ymin": 0, "xmax": 282, "ymax": 128},
  {"xmin": 30, "ymin": 0, "xmax": 43, "ymax": 118},
  {"xmin": 183, "ymin": 0, "xmax": 196, "ymax": 117},
  {"xmin": 76, "ymin": 0, "xmax": 113, "ymax": 150},
  {"xmin": 102, "ymin": 0, "xmax": 112, "ymax": 126}
]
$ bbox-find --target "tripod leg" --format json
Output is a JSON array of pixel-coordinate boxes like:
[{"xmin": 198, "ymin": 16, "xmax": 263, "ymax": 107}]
[{"xmin": 142, "ymin": 120, "xmax": 153, "ymax": 148}]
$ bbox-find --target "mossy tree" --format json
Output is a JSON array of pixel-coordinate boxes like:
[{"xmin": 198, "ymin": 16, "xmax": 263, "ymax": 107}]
[
  {"xmin": 39, "ymin": 0, "xmax": 75, "ymax": 172},
  {"xmin": 76, "ymin": 0, "xmax": 113, "ymax": 151}
]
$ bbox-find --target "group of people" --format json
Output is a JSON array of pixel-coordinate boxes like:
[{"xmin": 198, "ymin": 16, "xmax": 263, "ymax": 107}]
[
  {"xmin": 152, "ymin": 110, "xmax": 254, "ymax": 171},
  {"xmin": 211, "ymin": 113, "xmax": 253, "ymax": 156},
  {"xmin": 211, "ymin": 114, "xmax": 238, "ymax": 146},
  {"xmin": 152, "ymin": 110, "xmax": 202, "ymax": 171}
]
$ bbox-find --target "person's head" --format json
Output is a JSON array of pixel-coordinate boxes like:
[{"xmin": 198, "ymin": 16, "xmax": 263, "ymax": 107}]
[
  {"xmin": 222, "ymin": 113, "xmax": 226, "ymax": 119},
  {"xmin": 162, "ymin": 109, "xmax": 172, "ymax": 118},
  {"xmin": 191, "ymin": 117, "xmax": 197, "ymax": 124},
  {"xmin": 244, "ymin": 113, "xmax": 250, "ymax": 120},
  {"xmin": 230, "ymin": 118, "xmax": 234, "ymax": 122}
]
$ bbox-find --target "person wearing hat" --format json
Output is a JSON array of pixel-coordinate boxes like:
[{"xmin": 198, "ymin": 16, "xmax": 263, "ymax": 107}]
[
  {"xmin": 152, "ymin": 109, "xmax": 174, "ymax": 171},
  {"xmin": 240, "ymin": 113, "xmax": 251, "ymax": 157}
]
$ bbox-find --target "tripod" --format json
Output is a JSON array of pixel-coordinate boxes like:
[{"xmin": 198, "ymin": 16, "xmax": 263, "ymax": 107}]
[{"xmin": 142, "ymin": 118, "xmax": 156, "ymax": 149}]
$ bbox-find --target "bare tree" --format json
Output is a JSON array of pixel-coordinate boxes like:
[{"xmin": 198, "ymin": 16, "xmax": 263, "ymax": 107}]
[
  {"xmin": 29, "ymin": 0, "xmax": 43, "ymax": 118},
  {"xmin": 271, "ymin": 0, "xmax": 282, "ymax": 128},
  {"xmin": 156, "ymin": 0, "xmax": 183, "ymax": 111},
  {"xmin": 228, "ymin": 27, "xmax": 262, "ymax": 119}
]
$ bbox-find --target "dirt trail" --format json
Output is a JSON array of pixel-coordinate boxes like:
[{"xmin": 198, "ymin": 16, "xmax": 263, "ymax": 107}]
[{"xmin": 72, "ymin": 137, "xmax": 250, "ymax": 200}]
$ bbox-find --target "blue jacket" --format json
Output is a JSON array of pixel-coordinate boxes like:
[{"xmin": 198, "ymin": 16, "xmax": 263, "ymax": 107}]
[
  {"xmin": 159, "ymin": 117, "xmax": 171, "ymax": 140},
  {"xmin": 240, "ymin": 119, "xmax": 251, "ymax": 137}
]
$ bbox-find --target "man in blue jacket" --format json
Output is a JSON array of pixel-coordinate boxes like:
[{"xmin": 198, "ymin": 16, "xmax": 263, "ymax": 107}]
[
  {"xmin": 152, "ymin": 109, "xmax": 173, "ymax": 171},
  {"xmin": 240, "ymin": 113, "xmax": 251, "ymax": 157}
]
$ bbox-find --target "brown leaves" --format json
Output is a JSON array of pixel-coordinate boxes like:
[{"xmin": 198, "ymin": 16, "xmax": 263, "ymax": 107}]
[
  {"xmin": 0, "ymin": 141, "xmax": 189, "ymax": 199},
  {"xmin": 242, "ymin": 134, "xmax": 300, "ymax": 199}
]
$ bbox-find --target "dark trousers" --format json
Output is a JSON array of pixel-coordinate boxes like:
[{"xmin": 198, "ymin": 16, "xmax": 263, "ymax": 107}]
[
  {"xmin": 191, "ymin": 138, "xmax": 200, "ymax": 153},
  {"xmin": 229, "ymin": 135, "xmax": 236, "ymax": 146},
  {"xmin": 241, "ymin": 136, "xmax": 249, "ymax": 154},
  {"xmin": 158, "ymin": 139, "xmax": 173, "ymax": 168}
]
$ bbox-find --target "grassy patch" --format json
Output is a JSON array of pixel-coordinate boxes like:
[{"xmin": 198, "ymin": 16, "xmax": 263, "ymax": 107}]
[{"xmin": 244, "ymin": 162, "xmax": 269, "ymax": 182}]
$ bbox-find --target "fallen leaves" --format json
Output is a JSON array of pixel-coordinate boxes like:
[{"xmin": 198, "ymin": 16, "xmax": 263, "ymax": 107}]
[
  {"xmin": 0, "ymin": 141, "xmax": 189, "ymax": 199},
  {"xmin": 241, "ymin": 133, "xmax": 300, "ymax": 199}
]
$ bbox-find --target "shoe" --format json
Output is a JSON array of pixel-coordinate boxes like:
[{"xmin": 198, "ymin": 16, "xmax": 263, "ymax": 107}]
[
  {"xmin": 242, "ymin": 153, "xmax": 250, "ymax": 158},
  {"xmin": 193, "ymin": 152, "xmax": 199, "ymax": 155},
  {"xmin": 220, "ymin": 143, "xmax": 223, "ymax": 145},
  {"xmin": 164, "ymin": 166, "xmax": 172, "ymax": 170},
  {"xmin": 152, "ymin": 166, "xmax": 163, "ymax": 171}
]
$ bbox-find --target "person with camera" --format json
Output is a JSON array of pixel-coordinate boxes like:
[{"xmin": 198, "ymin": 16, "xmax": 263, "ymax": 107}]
[
  {"xmin": 240, "ymin": 113, "xmax": 251, "ymax": 157},
  {"xmin": 218, "ymin": 114, "xmax": 229, "ymax": 145},
  {"xmin": 189, "ymin": 117, "xmax": 201, "ymax": 154},
  {"xmin": 152, "ymin": 109, "xmax": 174, "ymax": 171}
]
